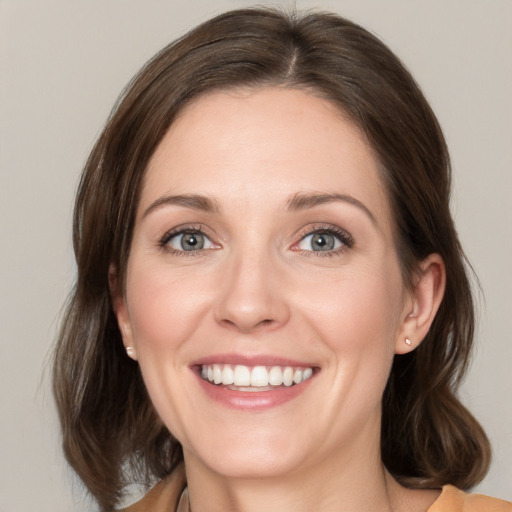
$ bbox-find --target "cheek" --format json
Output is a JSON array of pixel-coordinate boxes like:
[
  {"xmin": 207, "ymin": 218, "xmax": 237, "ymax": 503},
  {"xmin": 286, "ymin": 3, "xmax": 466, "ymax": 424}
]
[
  {"xmin": 298, "ymin": 267, "xmax": 404, "ymax": 348},
  {"xmin": 293, "ymin": 262, "xmax": 405, "ymax": 406},
  {"xmin": 123, "ymin": 261, "xmax": 214, "ymax": 440},
  {"xmin": 125, "ymin": 261, "xmax": 212, "ymax": 355}
]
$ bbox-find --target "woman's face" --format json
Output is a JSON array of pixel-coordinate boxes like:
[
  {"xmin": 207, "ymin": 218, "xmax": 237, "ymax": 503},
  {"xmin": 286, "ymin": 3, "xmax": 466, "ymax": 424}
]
[{"xmin": 116, "ymin": 87, "xmax": 415, "ymax": 479}]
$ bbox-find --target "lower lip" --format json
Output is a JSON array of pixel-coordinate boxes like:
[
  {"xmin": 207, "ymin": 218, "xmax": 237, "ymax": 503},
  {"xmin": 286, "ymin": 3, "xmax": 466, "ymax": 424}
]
[{"xmin": 194, "ymin": 371, "xmax": 316, "ymax": 411}]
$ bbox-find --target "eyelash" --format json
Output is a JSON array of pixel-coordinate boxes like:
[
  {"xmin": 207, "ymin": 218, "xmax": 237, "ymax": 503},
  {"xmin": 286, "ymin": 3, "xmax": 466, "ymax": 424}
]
[
  {"xmin": 159, "ymin": 224, "xmax": 215, "ymax": 257},
  {"xmin": 294, "ymin": 224, "xmax": 354, "ymax": 257},
  {"xmin": 158, "ymin": 224, "xmax": 354, "ymax": 257}
]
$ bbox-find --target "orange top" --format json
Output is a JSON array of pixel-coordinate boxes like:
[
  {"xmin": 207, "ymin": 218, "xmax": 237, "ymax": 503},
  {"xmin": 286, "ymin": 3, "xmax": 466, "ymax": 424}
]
[
  {"xmin": 428, "ymin": 485, "xmax": 511, "ymax": 512},
  {"xmin": 122, "ymin": 469, "xmax": 512, "ymax": 512}
]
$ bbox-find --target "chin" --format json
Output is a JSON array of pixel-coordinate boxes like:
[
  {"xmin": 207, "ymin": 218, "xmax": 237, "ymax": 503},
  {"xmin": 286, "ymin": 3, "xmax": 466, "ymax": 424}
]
[{"xmin": 185, "ymin": 429, "xmax": 307, "ymax": 480}]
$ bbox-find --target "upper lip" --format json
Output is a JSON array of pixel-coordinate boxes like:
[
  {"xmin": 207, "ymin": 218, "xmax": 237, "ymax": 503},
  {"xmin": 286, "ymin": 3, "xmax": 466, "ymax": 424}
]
[{"xmin": 190, "ymin": 353, "xmax": 318, "ymax": 368}]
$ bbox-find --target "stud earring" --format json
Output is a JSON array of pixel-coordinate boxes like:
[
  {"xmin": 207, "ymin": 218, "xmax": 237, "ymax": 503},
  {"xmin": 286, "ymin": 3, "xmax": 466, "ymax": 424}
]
[
  {"xmin": 126, "ymin": 346, "xmax": 137, "ymax": 360},
  {"xmin": 405, "ymin": 338, "xmax": 413, "ymax": 346}
]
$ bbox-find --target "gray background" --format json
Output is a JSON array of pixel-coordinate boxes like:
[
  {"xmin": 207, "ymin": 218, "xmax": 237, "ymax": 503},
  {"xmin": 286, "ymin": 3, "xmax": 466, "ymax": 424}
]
[{"xmin": 1, "ymin": 0, "xmax": 510, "ymax": 510}]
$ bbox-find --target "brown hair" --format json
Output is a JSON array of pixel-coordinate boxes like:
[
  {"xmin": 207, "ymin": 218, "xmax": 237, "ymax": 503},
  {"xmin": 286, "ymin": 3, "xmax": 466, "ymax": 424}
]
[{"xmin": 53, "ymin": 7, "xmax": 490, "ymax": 510}]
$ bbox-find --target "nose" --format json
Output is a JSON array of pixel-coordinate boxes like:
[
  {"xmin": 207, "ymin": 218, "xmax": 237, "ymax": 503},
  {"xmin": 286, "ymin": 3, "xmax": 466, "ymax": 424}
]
[{"xmin": 214, "ymin": 249, "xmax": 290, "ymax": 334}]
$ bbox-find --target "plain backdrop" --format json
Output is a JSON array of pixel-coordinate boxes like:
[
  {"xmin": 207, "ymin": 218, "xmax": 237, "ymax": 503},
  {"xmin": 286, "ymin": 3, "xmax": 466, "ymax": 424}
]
[{"xmin": 1, "ymin": 0, "xmax": 511, "ymax": 510}]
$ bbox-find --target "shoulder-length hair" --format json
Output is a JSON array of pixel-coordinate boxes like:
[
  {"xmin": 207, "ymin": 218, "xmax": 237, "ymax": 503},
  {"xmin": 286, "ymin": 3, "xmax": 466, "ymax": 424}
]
[{"xmin": 53, "ymin": 7, "xmax": 490, "ymax": 511}]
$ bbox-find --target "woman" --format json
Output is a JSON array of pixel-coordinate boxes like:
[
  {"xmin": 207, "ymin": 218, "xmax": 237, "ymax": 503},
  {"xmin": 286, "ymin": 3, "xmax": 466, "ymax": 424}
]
[{"xmin": 52, "ymin": 7, "xmax": 511, "ymax": 512}]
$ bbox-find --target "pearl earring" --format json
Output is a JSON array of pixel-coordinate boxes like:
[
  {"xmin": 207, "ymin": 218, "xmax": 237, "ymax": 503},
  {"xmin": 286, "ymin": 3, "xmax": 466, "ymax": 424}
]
[
  {"xmin": 405, "ymin": 338, "xmax": 413, "ymax": 346},
  {"xmin": 126, "ymin": 346, "xmax": 137, "ymax": 360}
]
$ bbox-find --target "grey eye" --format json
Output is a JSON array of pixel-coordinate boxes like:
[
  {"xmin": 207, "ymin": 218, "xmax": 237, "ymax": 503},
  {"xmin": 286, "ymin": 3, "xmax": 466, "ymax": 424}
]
[
  {"xmin": 168, "ymin": 232, "xmax": 213, "ymax": 251},
  {"xmin": 298, "ymin": 232, "xmax": 342, "ymax": 252}
]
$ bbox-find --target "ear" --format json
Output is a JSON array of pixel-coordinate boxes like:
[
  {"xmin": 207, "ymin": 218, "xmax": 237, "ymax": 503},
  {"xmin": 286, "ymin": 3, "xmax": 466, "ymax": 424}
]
[
  {"xmin": 395, "ymin": 254, "xmax": 446, "ymax": 354},
  {"xmin": 109, "ymin": 264, "xmax": 136, "ymax": 356}
]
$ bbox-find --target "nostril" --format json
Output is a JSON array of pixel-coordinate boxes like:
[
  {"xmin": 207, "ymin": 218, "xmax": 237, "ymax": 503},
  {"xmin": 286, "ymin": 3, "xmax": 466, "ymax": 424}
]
[
  {"xmin": 253, "ymin": 318, "xmax": 276, "ymax": 330},
  {"xmin": 219, "ymin": 317, "xmax": 275, "ymax": 333}
]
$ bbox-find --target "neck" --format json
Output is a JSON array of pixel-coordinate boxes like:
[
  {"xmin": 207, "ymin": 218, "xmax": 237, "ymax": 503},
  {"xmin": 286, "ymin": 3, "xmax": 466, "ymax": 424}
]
[{"xmin": 182, "ymin": 432, "xmax": 402, "ymax": 512}]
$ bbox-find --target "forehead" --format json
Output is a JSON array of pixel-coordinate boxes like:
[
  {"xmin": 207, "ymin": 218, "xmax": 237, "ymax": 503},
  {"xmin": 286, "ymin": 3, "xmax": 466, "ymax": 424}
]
[{"xmin": 141, "ymin": 87, "xmax": 392, "ymax": 228}]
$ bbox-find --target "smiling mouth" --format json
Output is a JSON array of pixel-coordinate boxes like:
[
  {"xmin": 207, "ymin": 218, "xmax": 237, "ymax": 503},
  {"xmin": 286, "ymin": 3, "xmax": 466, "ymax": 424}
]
[{"xmin": 200, "ymin": 364, "xmax": 315, "ymax": 391}]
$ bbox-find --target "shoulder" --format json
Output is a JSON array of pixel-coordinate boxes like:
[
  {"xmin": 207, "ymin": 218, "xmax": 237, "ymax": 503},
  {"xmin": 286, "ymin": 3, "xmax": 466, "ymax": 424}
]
[
  {"xmin": 429, "ymin": 485, "xmax": 512, "ymax": 512},
  {"xmin": 120, "ymin": 465, "xmax": 186, "ymax": 512}
]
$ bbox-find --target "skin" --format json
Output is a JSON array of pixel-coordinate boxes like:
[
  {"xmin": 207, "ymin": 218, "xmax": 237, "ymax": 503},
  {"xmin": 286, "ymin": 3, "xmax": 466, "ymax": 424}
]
[{"xmin": 114, "ymin": 87, "xmax": 445, "ymax": 512}]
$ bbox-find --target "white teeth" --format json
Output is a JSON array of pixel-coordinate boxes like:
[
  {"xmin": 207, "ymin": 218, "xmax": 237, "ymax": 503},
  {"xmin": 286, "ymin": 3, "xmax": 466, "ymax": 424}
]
[
  {"xmin": 303, "ymin": 367, "xmax": 313, "ymax": 380},
  {"xmin": 283, "ymin": 367, "xmax": 294, "ymax": 386},
  {"xmin": 201, "ymin": 363, "xmax": 315, "ymax": 389},
  {"xmin": 221, "ymin": 365, "xmax": 234, "ymax": 385},
  {"xmin": 213, "ymin": 364, "xmax": 222, "ymax": 384},
  {"xmin": 250, "ymin": 366, "xmax": 269, "ymax": 387},
  {"xmin": 233, "ymin": 365, "xmax": 251, "ymax": 386},
  {"xmin": 268, "ymin": 366, "xmax": 283, "ymax": 386}
]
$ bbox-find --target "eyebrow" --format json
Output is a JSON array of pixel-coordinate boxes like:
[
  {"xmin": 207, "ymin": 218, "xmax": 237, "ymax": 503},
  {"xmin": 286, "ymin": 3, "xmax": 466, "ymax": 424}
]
[
  {"xmin": 286, "ymin": 192, "xmax": 377, "ymax": 226},
  {"xmin": 141, "ymin": 191, "xmax": 377, "ymax": 226},
  {"xmin": 142, "ymin": 194, "xmax": 220, "ymax": 219}
]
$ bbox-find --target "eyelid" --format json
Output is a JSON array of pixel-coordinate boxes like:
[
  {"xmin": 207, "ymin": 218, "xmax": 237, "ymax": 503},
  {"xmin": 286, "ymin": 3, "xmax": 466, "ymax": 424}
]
[
  {"xmin": 292, "ymin": 224, "xmax": 354, "ymax": 253},
  {"xmin": 159, "ymin": 224, "xmax": 220, "ymax": 254},
  {"xmin": 157, "ymin": 222, "xmax": 353, "ymax": 256}
]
